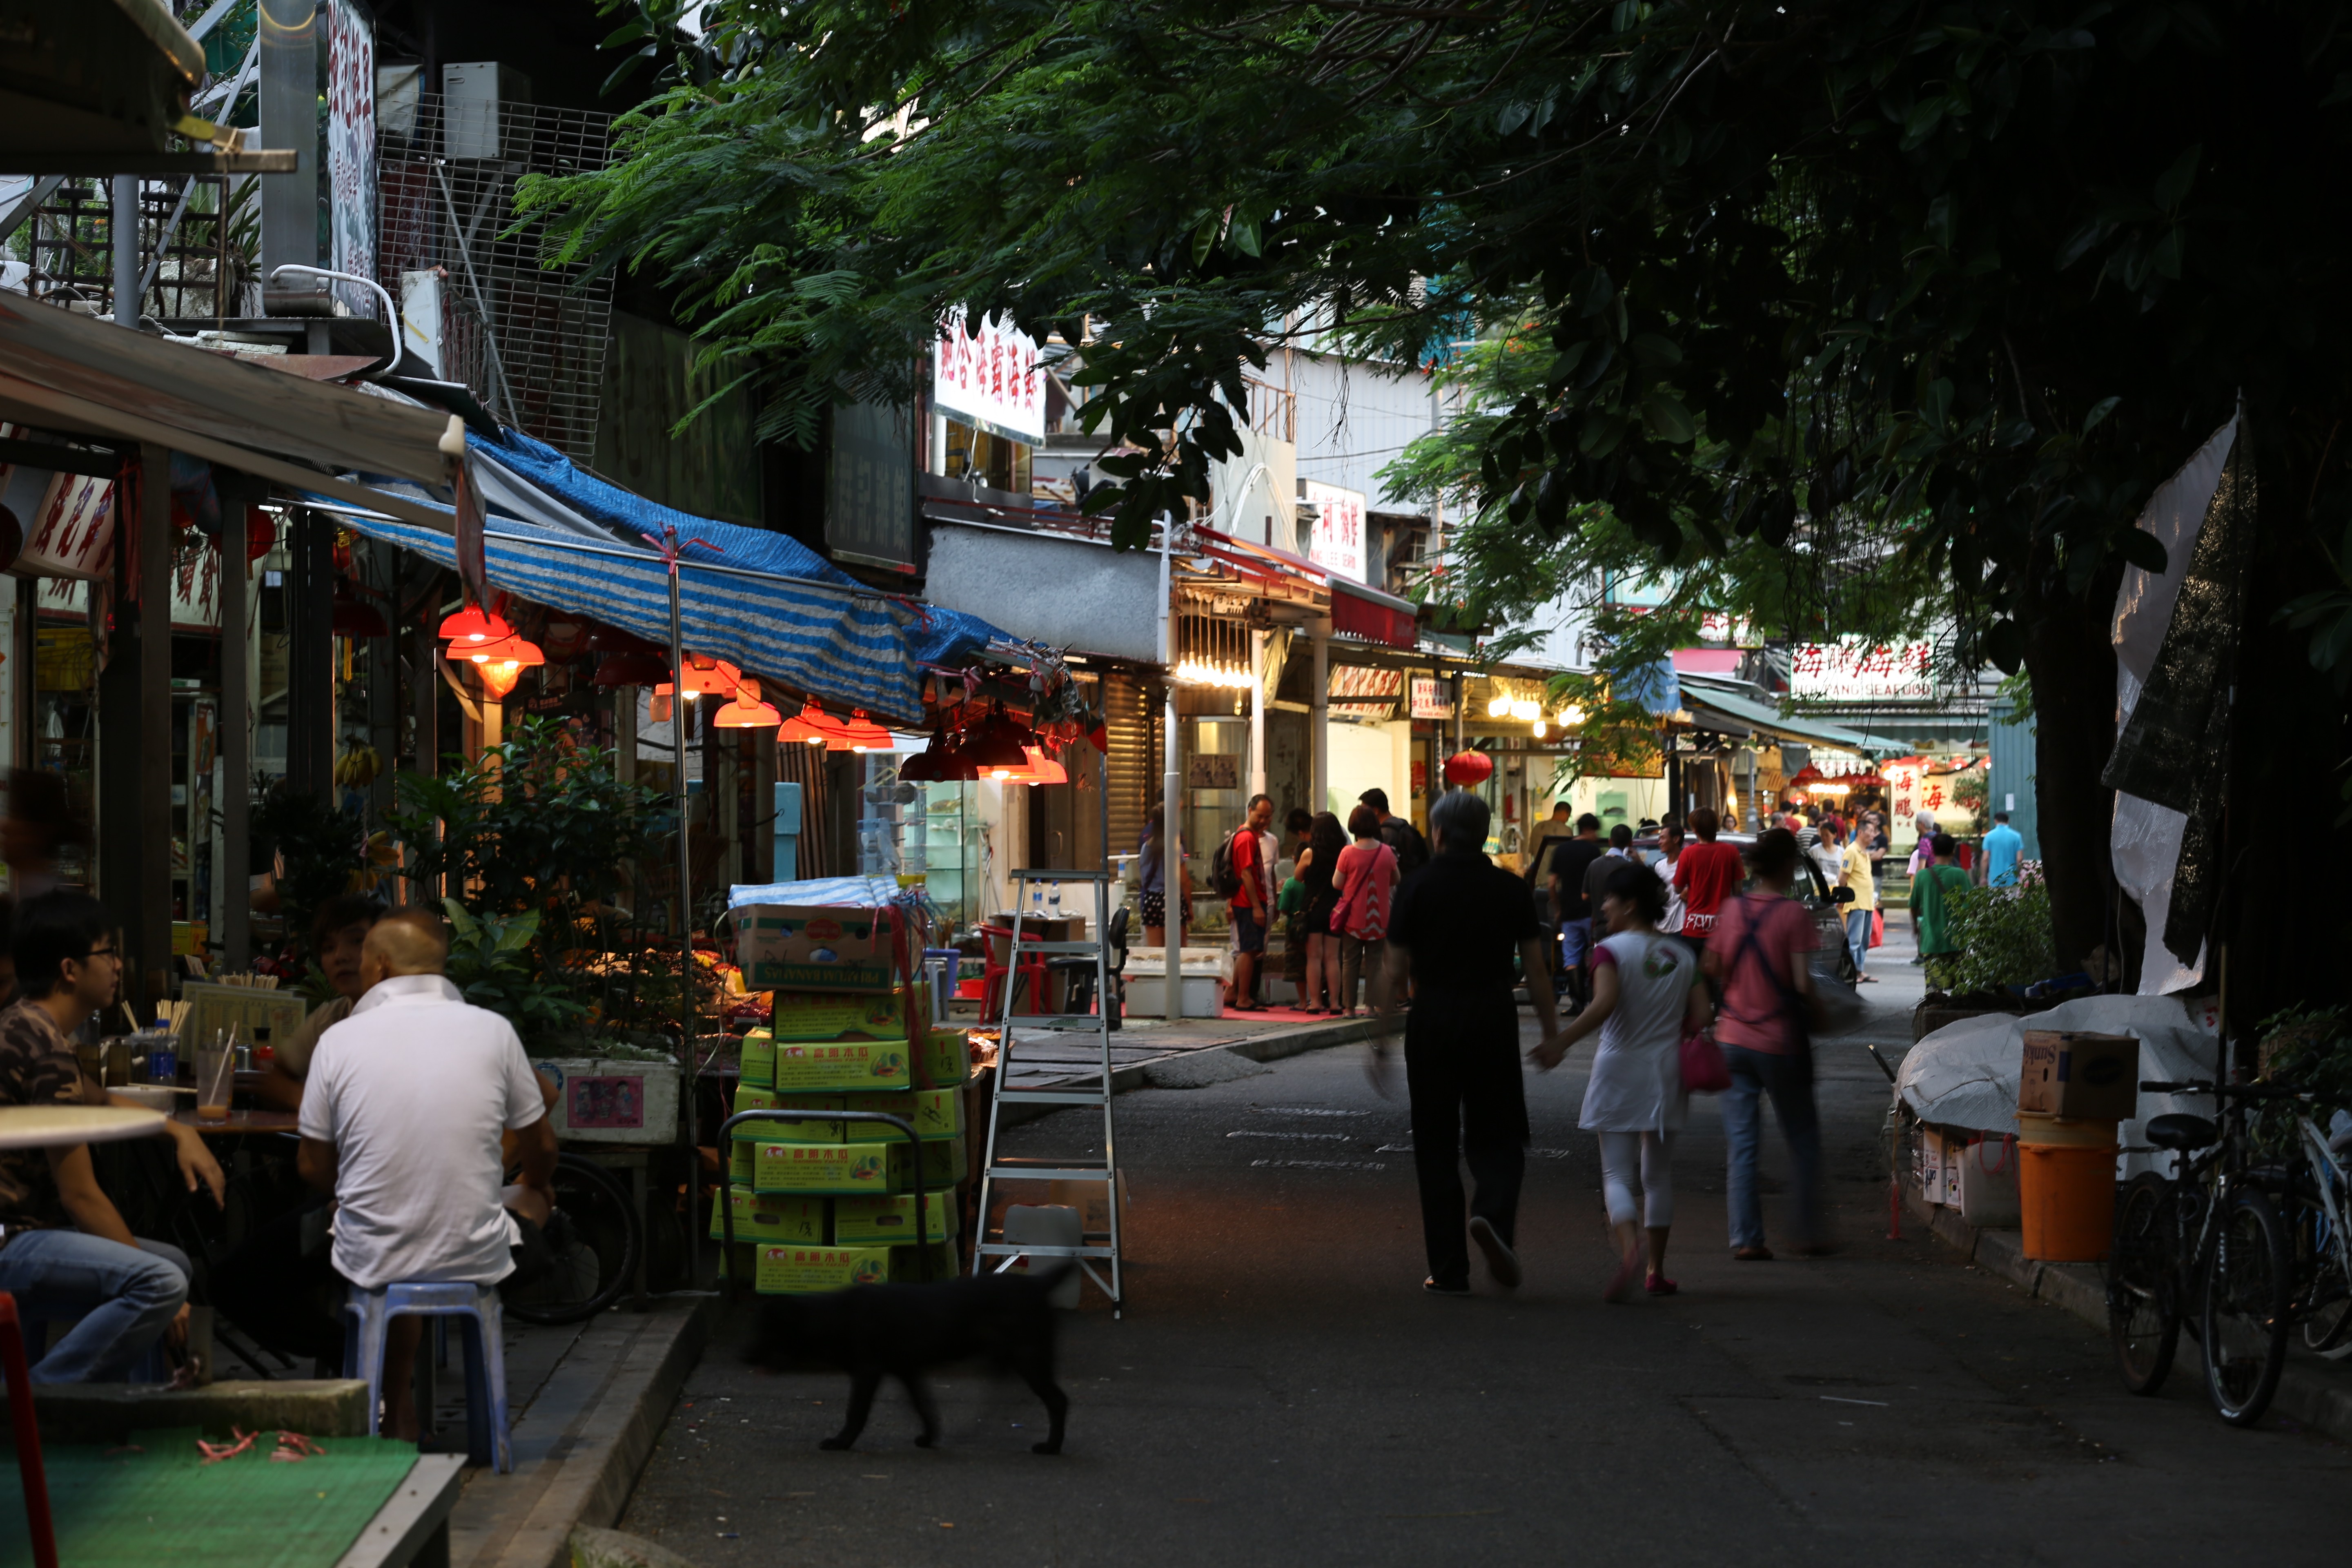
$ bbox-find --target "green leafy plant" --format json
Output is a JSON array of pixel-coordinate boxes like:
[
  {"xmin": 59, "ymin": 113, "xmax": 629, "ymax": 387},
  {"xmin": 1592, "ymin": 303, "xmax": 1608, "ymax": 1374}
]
[
  {"xmin": 441, "ymin": 899, "xmax": 591, "ymax": 1053},
  {"xmin": 2257, "ymin": 1004, "xmax": 2352, "ymax": 1117},
  {"xmin": 1925, "ymin": 869, "xmax": 2057, "ymax": 997}
]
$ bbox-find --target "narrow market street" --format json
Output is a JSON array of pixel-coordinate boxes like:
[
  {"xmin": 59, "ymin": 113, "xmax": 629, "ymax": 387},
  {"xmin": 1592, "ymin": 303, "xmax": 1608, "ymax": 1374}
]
[{"xmin": 618, "ymin": 942, "xmax": 2352, "ymax": 1566}]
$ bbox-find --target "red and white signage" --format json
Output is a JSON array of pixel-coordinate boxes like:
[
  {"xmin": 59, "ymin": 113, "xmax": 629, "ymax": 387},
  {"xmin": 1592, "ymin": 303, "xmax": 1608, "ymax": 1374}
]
[
  {"xmin": 1789, "ymin": 639, "xmax": 1935, "ymax": 702},
  {"xmin": 933, "ymin": 308, "xmax": 1046, "ymax": 446},
  {"xmin": 19, "ymin": 472, "xmax": 115, "ymax": 581},
  {"xmin": 1303, "ymin": 479, "xmax": 1367, "ymax": 582}
]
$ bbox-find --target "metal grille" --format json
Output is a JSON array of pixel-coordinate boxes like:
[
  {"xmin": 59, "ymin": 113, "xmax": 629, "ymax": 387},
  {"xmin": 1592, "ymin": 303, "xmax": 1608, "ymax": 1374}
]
[
  {"xmin": 376, "ymin": 92, "xmax": 613, "ymax": 463},
  {"xmin": 17, "ymin": 176, "xmax": 254, "ymax": 322}
]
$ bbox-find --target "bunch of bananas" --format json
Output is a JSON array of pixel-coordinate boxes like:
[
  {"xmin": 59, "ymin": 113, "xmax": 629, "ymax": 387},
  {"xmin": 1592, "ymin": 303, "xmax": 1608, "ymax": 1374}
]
[{"xmin": 334, "ymin": 743, "xmax": 382, "ymax": 789}]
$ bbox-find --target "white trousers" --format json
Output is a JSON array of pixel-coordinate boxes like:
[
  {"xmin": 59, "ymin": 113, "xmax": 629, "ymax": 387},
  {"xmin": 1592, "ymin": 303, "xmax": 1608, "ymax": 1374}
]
[{"xmin": 1597, "ymin": 1129, "xmax": 1677, "ymax": 1228}]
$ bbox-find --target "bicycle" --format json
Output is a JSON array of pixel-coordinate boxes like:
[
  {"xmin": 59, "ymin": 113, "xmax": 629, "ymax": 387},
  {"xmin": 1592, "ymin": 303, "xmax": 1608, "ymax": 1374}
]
[
  {"xmin": 499, "ymin": 1152, "xmax": 644, "ymax": 1325},
  {"xmin": 2255, "ymin": 1089, "xmax": 2352, "ymax": 1361},
  {"xmin": 2108, "ymin": 1078, "xmax": 2301, "ymax": 1426}
]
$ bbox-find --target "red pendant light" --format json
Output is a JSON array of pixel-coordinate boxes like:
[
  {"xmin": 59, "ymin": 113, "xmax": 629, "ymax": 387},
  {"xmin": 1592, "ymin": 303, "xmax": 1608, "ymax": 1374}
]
[
  {"xmin": 776, "ymin": 700, "xmax": 839, "ymax": 747},
  {"xmin": 332, "ymin": 582, "xmax": 389, "ymax": 637},
  {"xmin": 438, "ymin": 604, "xmax": 514, "ymax": 648},
  {"xmin": 478, "ymin": 658, "xmax": 528, "ymax": 699},
  {"xmin": 654, "ymin": 656, "xmax": 741, "ymax": 702},
  {"xmin": 466, "ymin": 634, "xmax": 545, "ymax": 667},
  {"xmin": 713, "ymin": 676, "xmax": 783, "ymax": 728},
  {"xmin": 836, "ymin": 710, "xmax": 892, "ymax": 752}
]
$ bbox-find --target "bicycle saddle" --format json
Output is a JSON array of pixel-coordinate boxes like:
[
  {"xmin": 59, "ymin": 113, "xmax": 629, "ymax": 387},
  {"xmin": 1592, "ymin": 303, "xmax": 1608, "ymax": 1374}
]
[{"xmin": 2145, "ymin": 1113, "xmax": 2218, "ymax": 1151}]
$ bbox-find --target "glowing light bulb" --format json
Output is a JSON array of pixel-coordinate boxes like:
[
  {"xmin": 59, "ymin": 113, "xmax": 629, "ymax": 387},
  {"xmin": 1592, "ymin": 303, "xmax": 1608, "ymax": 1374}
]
[
  {"xmin": 1531, "ymin": 719, "xmax": 1547, "ymax": 739},
  {"xmin": 1488, "ymin": 695, "xmax": 1511, "ymax": 718}
]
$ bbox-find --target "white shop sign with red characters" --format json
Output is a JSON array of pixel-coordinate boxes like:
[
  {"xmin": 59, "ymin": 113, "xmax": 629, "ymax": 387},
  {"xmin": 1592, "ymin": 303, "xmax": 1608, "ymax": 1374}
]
[
  {"xmin": 19, "ymin": 472, "xmax": 116, "ymax": 581},
  {"xmin": 1303, "ymin": 479, "xmax": 1367, "ymax": 582},
  {"xmin": 932, "ymin": 308, "xmax": 1047, "ymax": 446},
  {"xmin": 1788, "ymin": 638, "xmax": 1935, "ymax": 702}
]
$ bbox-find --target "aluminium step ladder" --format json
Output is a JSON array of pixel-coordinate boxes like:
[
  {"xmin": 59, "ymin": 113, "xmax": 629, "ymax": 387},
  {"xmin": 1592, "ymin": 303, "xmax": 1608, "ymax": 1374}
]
[{"xmin": 971, "ymin": 867, "xmax": 1124, "ymax": 1314}]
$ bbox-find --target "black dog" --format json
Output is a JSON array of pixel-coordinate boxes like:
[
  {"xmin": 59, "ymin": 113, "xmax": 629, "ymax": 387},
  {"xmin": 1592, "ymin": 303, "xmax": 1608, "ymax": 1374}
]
[{"xmin": 745, "ymin": 1265, "xmax": 1072, "ymax": 1454}]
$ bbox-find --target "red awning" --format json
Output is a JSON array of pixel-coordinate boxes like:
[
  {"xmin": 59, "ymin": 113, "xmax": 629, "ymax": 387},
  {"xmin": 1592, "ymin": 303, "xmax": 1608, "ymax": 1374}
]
[{"xmin": 1332, "ymin": 579, "xmax": 1414, "ymax": 648}]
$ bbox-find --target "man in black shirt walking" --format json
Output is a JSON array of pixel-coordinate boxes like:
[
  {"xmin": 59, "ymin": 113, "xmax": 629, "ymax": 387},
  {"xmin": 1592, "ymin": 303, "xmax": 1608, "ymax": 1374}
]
[
  {"xmin": 1384, "ymin": 790, "xmax": 1560, "ymax": 1294},
  {"xmin": 1544, "ymin": 813, "xmax": 1604, "ymax": 1011}
]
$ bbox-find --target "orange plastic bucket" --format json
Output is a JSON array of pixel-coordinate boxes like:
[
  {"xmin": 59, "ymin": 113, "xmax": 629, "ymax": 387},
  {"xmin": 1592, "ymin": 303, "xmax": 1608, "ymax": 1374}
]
[{"xmin": 2017, "ymin": 1140, "xmax": 2117, "ymax": 1261}]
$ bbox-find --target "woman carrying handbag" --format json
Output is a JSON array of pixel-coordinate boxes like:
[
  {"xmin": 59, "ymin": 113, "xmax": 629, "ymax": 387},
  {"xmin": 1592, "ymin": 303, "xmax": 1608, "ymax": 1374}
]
[{"xmin": 1531, "ymin": 862, "xmax": 1714, "ymax": 1301}]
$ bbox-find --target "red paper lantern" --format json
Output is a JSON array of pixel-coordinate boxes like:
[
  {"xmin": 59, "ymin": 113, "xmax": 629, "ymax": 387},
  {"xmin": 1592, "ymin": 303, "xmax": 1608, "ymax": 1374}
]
[{"xmin": 1442, "ymin": 750, "xmax": 1494, "ymax": 786}]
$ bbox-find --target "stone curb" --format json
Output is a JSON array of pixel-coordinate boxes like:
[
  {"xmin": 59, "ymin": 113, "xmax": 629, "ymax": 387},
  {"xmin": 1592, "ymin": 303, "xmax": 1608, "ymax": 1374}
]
[
  {"xmin": 456, "ymin": 1296, "xmax": 715, "ymax": 1568},
  {"xmin": 1903, "ymin": 1183, "xmax": 2352, "ymax": 1443}
]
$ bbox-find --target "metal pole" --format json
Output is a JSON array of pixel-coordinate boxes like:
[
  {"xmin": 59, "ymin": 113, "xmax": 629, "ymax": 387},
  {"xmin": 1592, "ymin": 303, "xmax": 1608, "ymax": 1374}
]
[
  {"xmin": 668, "ymin": 549, "xmax": 699, "ymax": 1281},
  {"xmin": 1248, "ymin": 627, "xmax": 1266, "ymax": 801},
  {"xmin": 111, "ymin": 176, "xmax": 139, "ymax": 325},
  {"xmin": 220, "ymin": 507, "xmax": 250, "ymax": 970},
  {"xmin": 1158, "ymin": 518, "xmax": 1182, "ymax": 1019},
  {"xmin": 1309, "ymin": 619, "xmax": 1330, "ymax": 815}
]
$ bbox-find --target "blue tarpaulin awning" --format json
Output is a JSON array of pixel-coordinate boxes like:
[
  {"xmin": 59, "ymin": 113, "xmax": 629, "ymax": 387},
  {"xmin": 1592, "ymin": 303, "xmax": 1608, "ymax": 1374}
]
[{"xmin": 304, "ymin": 428, "xmax": 1028, "ymax": 723}]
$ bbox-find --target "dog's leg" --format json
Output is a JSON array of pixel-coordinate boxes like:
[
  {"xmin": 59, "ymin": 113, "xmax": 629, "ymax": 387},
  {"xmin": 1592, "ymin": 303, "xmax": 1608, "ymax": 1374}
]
[
  {"xmin": 1016, "ymin": 1355, "xmax": 1069, "ymax": 1455},
  {"xmin": 903, "ymin": 1374, "xmax": 942, "ymax": 1449},
  {"xmin": 820, "ymin": 1371, "xmax": 879, "ymax": 1451}
]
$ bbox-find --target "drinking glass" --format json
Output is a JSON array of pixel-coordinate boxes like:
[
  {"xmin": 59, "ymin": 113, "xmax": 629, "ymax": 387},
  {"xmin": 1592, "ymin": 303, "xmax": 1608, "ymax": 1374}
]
[{"xmin": 196, "ymin": 1038, "xmax": 235, "ymax": 1123}]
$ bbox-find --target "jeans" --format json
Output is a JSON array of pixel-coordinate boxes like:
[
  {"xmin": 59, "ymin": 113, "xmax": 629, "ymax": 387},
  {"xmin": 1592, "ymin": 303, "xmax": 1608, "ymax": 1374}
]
[
  {"xmin": 1404, "ymin": 988, "xmax": 1528, "ymax": 1288},
  {"xmin": 1844, "ymin": 908, "xmax": 1872, "ymax": 976},
  {"xmin": 1559, "ymin": 918, "xmax": 1594, "ymax": 970},
  {"xmin": 0, "ymin": 1230, "xmax": 190, "ymax": 1382},
  {"xmin": 1721, "ymin": 1042, "xmax": 1822, "ymax": 1250}
]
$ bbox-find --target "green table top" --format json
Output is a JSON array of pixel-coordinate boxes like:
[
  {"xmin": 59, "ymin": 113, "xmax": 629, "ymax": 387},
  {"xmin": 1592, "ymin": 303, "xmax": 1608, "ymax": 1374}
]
[{"xmin": 1, "ymin": 1426, "xmax": 421, "ymax": 1567}]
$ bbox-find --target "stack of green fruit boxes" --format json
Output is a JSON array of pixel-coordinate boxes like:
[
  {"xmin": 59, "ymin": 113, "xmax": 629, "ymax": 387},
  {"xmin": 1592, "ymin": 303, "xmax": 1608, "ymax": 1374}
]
[{"xmin": 716, "ymin": 984, "xmax": 971, "ymax": 1292}]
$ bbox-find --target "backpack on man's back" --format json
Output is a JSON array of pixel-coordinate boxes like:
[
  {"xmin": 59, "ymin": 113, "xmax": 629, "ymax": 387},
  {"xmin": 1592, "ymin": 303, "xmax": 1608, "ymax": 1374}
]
[{"xmin": 1209, "ymin": 829, "xmax": 1246, "ymax": 899}]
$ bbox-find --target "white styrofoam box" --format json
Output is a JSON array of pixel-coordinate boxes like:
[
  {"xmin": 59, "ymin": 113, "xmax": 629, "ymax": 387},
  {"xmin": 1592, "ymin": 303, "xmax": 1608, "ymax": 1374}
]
[
  {"xmin": 1001, "ymin": 1204, "xmax": 1084, "ymax": 1307},
  {"xmin": 1915, "ymin": 1127, "xmax": 1949, "ymax": 1205},
  {"xmin": 1121, "ymin": 973, "xmax": 1223, "ymax": 1017},
  {"xmin": 1958, "ymin": 1135, "xmax": 2022, "ymax": 1227},
  {"xmin": 540, "ymin": 1057, "xmax": 679, "ymax": 1145}
]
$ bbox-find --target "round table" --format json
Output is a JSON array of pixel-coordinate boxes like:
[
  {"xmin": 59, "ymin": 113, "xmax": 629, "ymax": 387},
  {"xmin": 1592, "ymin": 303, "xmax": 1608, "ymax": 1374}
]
[
  {"xmin": 169, "ymin": 1109, "xmax": 299, "ymax": 1134},
  {"xmin": 0, "ymin": 1105, "xmax": 167, "ymax": 1150}
]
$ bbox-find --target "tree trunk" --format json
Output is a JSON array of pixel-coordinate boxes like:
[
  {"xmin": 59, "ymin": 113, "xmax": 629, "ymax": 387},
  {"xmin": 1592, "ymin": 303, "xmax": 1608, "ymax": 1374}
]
[{"xmin": 2019, "ymin": 576, "xmax": 2120, "ymax": 972}]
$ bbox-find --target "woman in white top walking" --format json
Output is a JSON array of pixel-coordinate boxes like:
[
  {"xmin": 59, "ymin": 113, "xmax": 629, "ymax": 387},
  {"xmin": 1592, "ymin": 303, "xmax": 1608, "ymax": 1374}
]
[{"xmin": 1531, "ymin": 861, "xmax": 1713, "ymax": 1301}]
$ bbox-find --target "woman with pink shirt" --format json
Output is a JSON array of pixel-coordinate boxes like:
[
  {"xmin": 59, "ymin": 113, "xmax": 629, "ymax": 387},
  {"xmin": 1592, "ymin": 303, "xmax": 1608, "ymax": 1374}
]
[{"xmin": 1330, "ymin": 805, "xmax": 1399, "ymax": 1015}]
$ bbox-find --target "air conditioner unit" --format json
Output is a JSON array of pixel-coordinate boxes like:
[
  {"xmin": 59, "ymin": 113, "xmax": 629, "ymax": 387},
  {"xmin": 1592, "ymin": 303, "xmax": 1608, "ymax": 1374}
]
[{"xmin": 440, "ymin": 61, "xmax": 531, "ymax": 159}]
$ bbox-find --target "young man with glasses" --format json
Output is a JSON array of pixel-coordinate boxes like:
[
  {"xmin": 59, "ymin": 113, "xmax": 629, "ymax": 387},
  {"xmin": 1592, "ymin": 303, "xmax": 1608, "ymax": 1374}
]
[{"xmin": 0, "ymin": 891, "xmax": 227, "ymax": 1380}]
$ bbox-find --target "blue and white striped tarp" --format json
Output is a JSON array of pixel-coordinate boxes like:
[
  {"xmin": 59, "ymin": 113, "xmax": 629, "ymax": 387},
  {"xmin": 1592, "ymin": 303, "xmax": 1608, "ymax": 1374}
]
[
  {"xmin": 311, "ymin": 499, "xmax": 927, "ymax": 719},
  {"xmin": 303, "ymin": 429, "xmax": 1028, "ymax": 723}
]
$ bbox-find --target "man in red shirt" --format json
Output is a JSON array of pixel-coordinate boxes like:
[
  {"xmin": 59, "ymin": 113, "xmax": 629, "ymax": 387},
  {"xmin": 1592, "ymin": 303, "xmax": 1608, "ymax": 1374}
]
[
  {"xmin": 1671, "ymin": 806, "xmax": 1745, "ymax": 940},
  {"xmin": 1224, "ymin": 794, "xmax": 1276, "ymax": 1012}
]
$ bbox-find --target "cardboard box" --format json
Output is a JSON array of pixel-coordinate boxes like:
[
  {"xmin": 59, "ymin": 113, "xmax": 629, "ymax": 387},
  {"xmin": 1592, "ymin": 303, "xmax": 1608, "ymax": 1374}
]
[
  {"xmin": 888, "ymin": 1241, "xmax": 957, "ymax": 1282},
  {"xmin": 2019, "ymin": 1031, "xmax": 2140, "ymax": 1122},
  {"xmin": 739, "ymin": 1032, "xmax": 775, "ymax": 1087},
  {"xmin": 729, "ymin": 1089, "xmax": 847, "ymax": 1143},
  {"xmin": 729, "ymin": 1141, "xmax": 753, "ymax": 1185},
  {"xmin": 707, "ymin": 1187, "xmax": 828, "ymax": 1245},
  {"xmin": 735, "ymin": 905, "xmax": 896, "ymax": 992},
  {"xmin": 769, "ymin": 987, "xmax": 915, "ymax": 1042},
  {"xmin": 753, "ymin": 1244, "xmax": 893, "ymax": 1293},
  {"xmin": 836, "ymin": 1087, "xmax": 965, "ymax": 1140},
  {"xmin": 542, "ymin": 1059, "xmax": 682, "ymax": 1147},
  {"xmin": 921, "ymin": 1028, "xmax": 971, "ymax": 1089},
  {"xmin": 771, "ymin": 1039, "xmax": 921, "ymax": 1093},
  {"xmin": 835, "ymin": 1191, "xmax": 961, "ymax": 1245},
  {"xmin": 751, "ymin": 1138, "xmax": 908, "ymax": 1195},
  {"xmin": 918, "ymin": 1134, "xmax": 967, "ymax": 1189}
]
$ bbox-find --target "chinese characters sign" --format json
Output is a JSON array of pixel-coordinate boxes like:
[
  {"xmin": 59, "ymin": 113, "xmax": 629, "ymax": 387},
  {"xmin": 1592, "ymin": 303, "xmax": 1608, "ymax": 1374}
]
[
  {"xmin": 1788, "ymin": 639, "xmax": 1935, "ymax": 702},
  {"xmin": 323, "ymin": 0, "xmax": 376, "ymax": 317},
  {"xmin": 933, "ymin": 309, "xmax": 1046, "ymax": 445},
  {"xmin": 1303, "ymin": 479, "xmax": 1368, "ymax": 581},
  {"xmin": 1409, "ymin": 676, "xmax": 1452, "ymax": 719}
]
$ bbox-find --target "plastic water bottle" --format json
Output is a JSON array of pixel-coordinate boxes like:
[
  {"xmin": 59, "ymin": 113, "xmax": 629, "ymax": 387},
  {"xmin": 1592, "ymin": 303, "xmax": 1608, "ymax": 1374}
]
[
  {"xmin": 1049, "ymin": 882, "xmax": 1063, "ymax": 920},
  {"xmin": 1031, "ymin": 884, "xmax": 1045, "ymax": 920}
]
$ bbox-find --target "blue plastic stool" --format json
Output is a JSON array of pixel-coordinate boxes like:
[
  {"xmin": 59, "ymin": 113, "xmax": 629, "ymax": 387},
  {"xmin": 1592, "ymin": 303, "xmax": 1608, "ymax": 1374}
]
[{"xmin": 343, "ymin": 1283, "xmax": 512, "ymax": 1472}]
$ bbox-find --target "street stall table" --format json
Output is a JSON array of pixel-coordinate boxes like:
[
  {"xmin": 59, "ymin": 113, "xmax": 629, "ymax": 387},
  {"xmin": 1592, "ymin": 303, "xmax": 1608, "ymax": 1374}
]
[{"xmin": 0, "ymin": 1107, "xmax": 465, "ymax": 1568}]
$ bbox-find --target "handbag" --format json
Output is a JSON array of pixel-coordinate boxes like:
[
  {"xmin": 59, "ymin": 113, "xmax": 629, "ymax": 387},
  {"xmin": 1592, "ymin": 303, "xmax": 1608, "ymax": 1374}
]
[
  {"xmin": 1869, "ymin": 908, "xmax": 1885, "ymax": 949},
  {"xmin": 1680, "ymin": 1025, "xmax": 1731, "ymax": 1094}
]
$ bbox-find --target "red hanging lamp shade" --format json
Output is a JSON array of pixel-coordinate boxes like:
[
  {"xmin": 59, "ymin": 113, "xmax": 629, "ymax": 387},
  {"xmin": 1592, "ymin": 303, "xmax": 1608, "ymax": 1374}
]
[
  {"xmin": 332, "ymin": 582, "xmax": 389, "ymax": 637},
  {"xmin": 477, "ymin": 658, "xmax": 528, "ymax": 699},
  {"xmin": 713, "ymin": 677, "xmax": 783, "ymax": 728},
  {"xmin": 438, "ymin": 604, "xmax": 513, "ymax": 647},
  {"xmin": 466, "ymin": 634, "xmax": 545, "ymax": 667},
  {"xmin": 836, "ymin": 710, "xmax": 892, "ymax": 751},
  {"xmin": 776, "ymin": 700, "xmax": 839, "ymax": 747},
  {"xmin": 654, "ymin": 656, "xmax": 741, "ymax": 700}
]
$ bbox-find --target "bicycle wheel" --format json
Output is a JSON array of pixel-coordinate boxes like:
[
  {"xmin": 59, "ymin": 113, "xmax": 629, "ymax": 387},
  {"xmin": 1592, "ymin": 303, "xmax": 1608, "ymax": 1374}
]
[
  {"xmin": 2109, "ymin": 1173, "xmax": 2179, "ymax": 1394},
  {"xmin": 503, "ymin": 1154, "xmax": 643, "ymax": 1326},
  {"xmin": 2289, "ymin": 1180, "xmax": 2352, "ymax": 1356},
  {"xmin": 2201, "ymin": 1185, "xmax": 2291, "ymax": 1426}
]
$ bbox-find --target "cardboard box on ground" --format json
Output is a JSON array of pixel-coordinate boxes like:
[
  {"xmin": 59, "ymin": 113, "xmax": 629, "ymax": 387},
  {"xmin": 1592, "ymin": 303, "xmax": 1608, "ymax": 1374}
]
[{"xmin": 2018, "ymin": 1031, "xmax": 2140, "ymax": 1122}]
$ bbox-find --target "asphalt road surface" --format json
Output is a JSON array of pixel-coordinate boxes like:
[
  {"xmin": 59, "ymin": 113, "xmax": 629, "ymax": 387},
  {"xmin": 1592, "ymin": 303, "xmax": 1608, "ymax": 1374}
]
[{"xmin": 624, "ymin": 934, "xmax": 2352, "ymax": 1566}]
